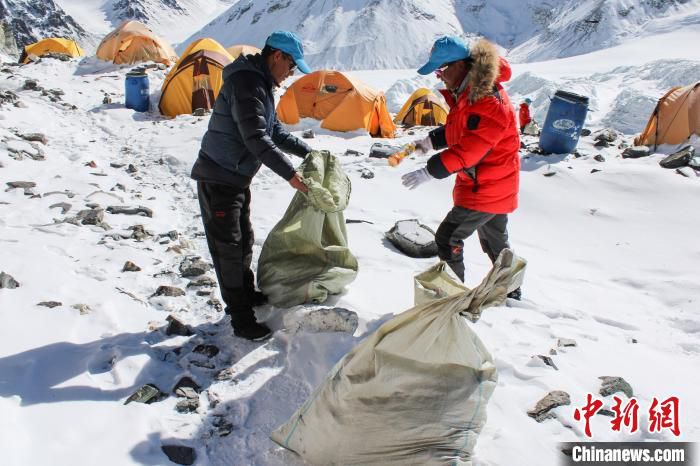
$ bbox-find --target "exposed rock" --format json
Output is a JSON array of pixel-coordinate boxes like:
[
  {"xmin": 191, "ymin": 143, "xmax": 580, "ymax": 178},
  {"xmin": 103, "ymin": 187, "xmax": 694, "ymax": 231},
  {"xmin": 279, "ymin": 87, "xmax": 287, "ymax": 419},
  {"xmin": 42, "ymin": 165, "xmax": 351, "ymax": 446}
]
[
  {"xmin": 212, "ymin": 416, "xmax": 234, "ymax": 437},
  {"xmin": 192, "ymin": 108, "xmax": 208, "ymax": 116},
  {"xmin": 6, "ymin": 181, "xmax": 36, "ymax": 191},
  {"xmin": 593, "ymin": 139, "xmax": 610, "ymax": 148},
  {"xmin": 0, "ymin": 90, "xmax": 19, "ymax": 107},
  {"xmin": 621, "ymin": 146, "xmax": 650, "ymax": 159},
  {"xmin": 173, "ymin": 377, "xmax": 201, "ymax": 395},
  {"xmin": 23, "ymin": 79, "xmax": 38, "ymax": 91},
  {"xmin": 175, "ymin": 397, "xmax": 199, "ymax": 413},
  {"xmin": 207, "ymin": 297, "xmax": 223, "ymax": 312},
  {"xmin": 154, "ymin": 286, "xmax": 186, "ymax": 297},
  {"xmin": 597, "ymin": 409, "xmax": 615, "ymax": 417},
  {"xmin": 179, "ymin": 257, "xmax": 211, "ymax": 277},
  {"xmin": 19, "ymin": 133, "xmax": 48, "ymax": 145},
  {"xmin": 360, "ymin": 168, "xmax": 374, "ymax": 179},
  {"xmin": 580, "ymin": 128, "xmax": 592, "ymax": 136},
  {"xmin": 527, "ymin": 391, "xmax": 571, "ymax": 422},
  {"xmin": 187, "ymin": 276, "xmax": 217, "ymax": 288},
  {"xmin": 659, "ymin": 146, "xmax": 694, "ymax": 169},
  {"xmin": 165, "ymin": 315, "xmax": 194, "ymax": 336},
  {"xmin": 543, "ymin": 171, "xmax": 556, "ymax": 177},
  {"xmin": 557, "ymin": 338, "xmax": 577, "ymax": 348},
  {"xmin": 193, "ymin": 344, "xmax": 219, "ymax": 358},
  {"xmin": 84, "ymin": 160, "xmax": 97, "ymax": 168},
  {"xmin": 106, "ymin": 205, "xmax": 153, "ymax": 217},
  {"xmin": 215, "ymin": 368, "xmax": 235, "ymax": 381},
  {"xmin": 71, "ymin": 303, "xmax": 91, "ymax": 315},
  {"xmin": 344, "ymin": 149, "xmax": 362, "ymax": 157},
  {"xmin": 599, "ymin": 376, "xmax": 633, "ymax": 399},
  {"xmin": 124, "ymin": 384, "xmax": 163, "ymax": 405},
  {"xmin": 302, "ymin": 129, "xmax": 315, "ymax": 139},
  {"xmin": 76, "ymin": 208, "xmax": 104, "ymax": 225},
  {"xmin": 536, "ymin": 355, "xmax": 558, "ymax": 370},
  {"xmin": 590, "ymin": 168, "xmax": 602, "ymax": 174},
  {"xmin": 102, "ymin": 95, "xmax": 112, "ymax": 104},
  {"xmin": 129, "ymin": 224, "xmax": 153, "ymax": 241},
  {"xmin": 593, "ymin": 128, "xmax": 618, "ymax": 143},
  {"xmin": 0, "ymin": 272, "xmax": 20, "ymax": 289},
  {"xmin": 593, "ymin": 154, "xmax": 605, "ymax": 162},
  {"xmin": 110, "ymin": 162, "xmax": 125, "ymax": 169},
  {"xmin": 160, "ymin": 445, "xmax": 196, "ymax": 465},
  {"xmin": 126, "ymin": 164, "xmax": 138, "ymax": 174},
  {"xmin": 37, "ymin": 301, "xmax": 61, "ymax": 308},
  {"xmin": 122, "ymin": 261, "xmax": 141, "ymax": 272}
]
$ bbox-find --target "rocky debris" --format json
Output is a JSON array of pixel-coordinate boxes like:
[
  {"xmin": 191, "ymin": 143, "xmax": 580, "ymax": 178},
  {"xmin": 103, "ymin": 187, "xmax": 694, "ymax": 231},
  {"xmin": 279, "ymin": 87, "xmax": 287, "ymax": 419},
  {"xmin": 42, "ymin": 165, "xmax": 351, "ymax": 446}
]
[
  {"xmin": 207, "ymin": 297, "xmax": 223, "ymax": 312},
  {"xmin": 44, "ymin": 190, "xmax": 75, "ymax": 199},
  {"xmin": 75, "ymin": 208, "xmax": 104, "ymax": 226},
  {"xmin": 676, "ymin": 167, "xmax": 699, "ymax": 178},
  {"xmin": 160, "ymin": 445, "xmax": 196, "ymax": 465},
  {"xmin": 18, "ymin": 133, "xmax": 48, "ymax": 145},
  {"xmin": 187, "ymin": 276, "xmax": 217, "ymax": 288},
  {"xmin": 129, "ymin": 224, "xmax": 153, "ymax": 241},
  {"xmin": 214, "ymin": 368, "xmax": 235, "ymax": 381},
  {"xmin": 179, "ymin": 257, "xmax": 211, "ymax": 277},
  {"xmin": 193, "ymin": 344, "xmax": 219, "ymax": 358},
  {"xmin": 159, "ymin": 230, "xmax": 179, "ymax": 241},
  {"xmin": 593, "ymin": 154, "xmax": 605, "ymax": 162},
  {"xmin": 622, "ymin": 146, "xmax": 650, "ymax": 159},
  {"xmin": 549, "ymin": 348, "xmax": 558, "ymax": 355},
  {"xmin": 597, "ymin": 409, "xmax": 615, "ymax": 417},
  {"xmin": 526, "ymin": 143, "xmax": 548, "ymax": 155},
  {"xmin": 599, "ymin": 376, "xmax": 634, "ymax": 399},
  {"xmin": 192, "ymin": 108, "xmax": 208, "ymax": 117},
  {"xmin": 543, "ymin": 171, "xmax": 556, "ymax": 177},
  {"xmin": 102, "ymin": 94, "xmax": 112, "ymax": 104},
  {"xmin": 593, "ymin": 139, "xmax": 610, "ymax": 148},
  {"xmin": 0, "ymin": 90, "xmax": 19, "ymax": 107},
  {"xmin": 112, "ymin": 183, "xmax": 126, "ymax": 192},
  {"xmin": 659, "ymin": 146, "xmax": 694, "ymax": 169},
  {"xmin": 591, "ymin": 169, "xmax": 602, "ymax": 174},
  {"xmin": 122, "ymin": 261, "xmax": 141, "ymax": 272},
  {"xmin": 190, "ymin": 360, "xmax": 215, "ymax": 369},
  {"xmin": 124, "ymin": 384, "xmax": 164, "ymax": 405},
  {"xmin": 126, "ymin": 164, "xmax": 138, "ymax": 174},
  {"xmin": 535, "ymin": 355, "xmax": 559, "ymax": 370},
  {"xmin": 165, "ymin": 315, "xmax": 194, "ymax": 336},
  {"xmin": 580, "ymin": 128, "xmax": 592, "ymax": 136},
  {"xmin": 106, "ymin": 205, "xmax": 153, "ymax": 217},
  {"xmin": 0, "ymin": 272, "xmax": 20, "ymax": 289},
  {"xmin": 212, "ymin": 415, "xmax": 234, "ymax": 437},
  {"xmin": 176, "ymin": 397, "xmax": 199, "ymax": 413},
  {"xmin": 527, "ymin": 391, "xmax": 571, "ymax": 422},
  {"xmin": 109, "ymin": 162, "xmax": 125, "ymax": 169},
  {"xmin": 5, "ymin": 181, "xmax": 36, "ymax": 195},
  {"xmin": 23, "ymin": 79, "xmax": 39, "ymax": 91},
  {"xmin": 360, "ymin": 168, "xmax": 374, "ymax": 179},
  {"xmin": 344, "ymin": 149, "xmax": 362, "ymax": 157},
  {"xmin": 154, "ymin": 286, "xmax": 186, "ymax": 297},
  {"xmin": 173, "ymin": 376, "xmax": 201, "ymax": 395},
  {"xmin": 302, "ymin": 129, "xmax": 315, "ymax": 139},
  {"xmin": 557, "ymin": 338, "xmax": 577, "ymax": 348},
  {"xmin": 71, "ymin": 304, "xmax": 91, "ymax": 315},
  {"xmin": 289, "ymin": 307, "xmax": 359, "ymax": 334},
  {"xmin": 37, "ymin": 301, "xmax": 62, "ymax": 308},
  {"xmin": 593, "ymin": 128, "xmax": 618, "ymax": 143}
]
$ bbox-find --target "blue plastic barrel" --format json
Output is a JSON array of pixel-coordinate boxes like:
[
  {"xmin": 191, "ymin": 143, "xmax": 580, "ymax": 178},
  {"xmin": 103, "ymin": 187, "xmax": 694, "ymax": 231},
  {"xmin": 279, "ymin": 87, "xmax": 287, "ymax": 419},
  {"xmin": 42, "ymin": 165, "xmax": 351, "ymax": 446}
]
[
  {"xmin": 125, "ymin": 70, "xmax": 149, "ymax": 112},
  {"xmin": 539, "ymin": 90, "xmax": 589, "ymax": 154}
]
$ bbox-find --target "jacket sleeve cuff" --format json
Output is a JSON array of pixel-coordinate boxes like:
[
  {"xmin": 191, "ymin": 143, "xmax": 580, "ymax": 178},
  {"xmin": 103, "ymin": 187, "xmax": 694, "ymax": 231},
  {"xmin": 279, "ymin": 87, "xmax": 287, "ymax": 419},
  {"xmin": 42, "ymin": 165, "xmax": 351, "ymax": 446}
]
[
  {"xmin": 429, "ymin": 126, "xmax": 447, "ymax": 150},
  {"xmin": 426, "ymin": 152, "xmax": 451, "ymax": 179}
]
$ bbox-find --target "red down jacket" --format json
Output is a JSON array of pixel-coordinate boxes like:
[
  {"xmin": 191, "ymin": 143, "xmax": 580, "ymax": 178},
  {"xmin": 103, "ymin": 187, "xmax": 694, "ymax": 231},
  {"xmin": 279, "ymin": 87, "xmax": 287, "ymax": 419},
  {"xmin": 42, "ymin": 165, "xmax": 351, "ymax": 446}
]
[
  {"xmin": 519, "ymin": 103, "xmax": 532, "ymax": 129},
  {"xmin": 427, "ymin": 55, "xmax": 520, "ymax": 214}
]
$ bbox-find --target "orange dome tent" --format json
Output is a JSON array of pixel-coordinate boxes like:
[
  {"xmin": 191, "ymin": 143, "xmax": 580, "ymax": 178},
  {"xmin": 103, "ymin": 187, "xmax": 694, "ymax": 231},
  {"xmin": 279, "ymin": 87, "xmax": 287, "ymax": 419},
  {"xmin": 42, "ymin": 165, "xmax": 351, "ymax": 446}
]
[
  {"xmin": 394, "ymin": 88, "xmax": 448, "ymax": 127},
  {"xmin": 277, "ymin": 70, "xmax": 396, "ymax": 138},
  {"xmin": 159, "ymin": 38, "xmax": 234, "ymax": 117},
  {"xmin": 226, "ymin": 44, "xmax": 261, "ymax": 60},
  {"xmin": 96, "ymin": 21, "xmax": 177, "ymax": 65},
  {"xmin": 19, "ymin": 38, "xmax": 84, "ymax": 63}
]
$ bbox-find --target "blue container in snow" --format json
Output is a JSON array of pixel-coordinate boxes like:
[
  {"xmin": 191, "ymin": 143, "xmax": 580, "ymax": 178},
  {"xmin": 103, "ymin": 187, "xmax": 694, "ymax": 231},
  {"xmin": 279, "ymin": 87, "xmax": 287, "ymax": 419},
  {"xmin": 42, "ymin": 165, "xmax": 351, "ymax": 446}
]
[
  {"xmin": 539, "ymin": 90, "xmax": 589, "ymax": 154},
  {"xmin": 125, "ymin": 70, "xmax": 149, "ymax": 112}
]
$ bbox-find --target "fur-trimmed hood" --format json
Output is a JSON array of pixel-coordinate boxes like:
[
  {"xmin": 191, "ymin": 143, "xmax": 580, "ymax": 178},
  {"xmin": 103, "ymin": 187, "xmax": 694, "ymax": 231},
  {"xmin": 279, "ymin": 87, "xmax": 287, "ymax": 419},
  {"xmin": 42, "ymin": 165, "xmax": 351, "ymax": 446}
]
[{"xmin": 466, "ymin": 39, "xmax": 511, "ymax": 103}]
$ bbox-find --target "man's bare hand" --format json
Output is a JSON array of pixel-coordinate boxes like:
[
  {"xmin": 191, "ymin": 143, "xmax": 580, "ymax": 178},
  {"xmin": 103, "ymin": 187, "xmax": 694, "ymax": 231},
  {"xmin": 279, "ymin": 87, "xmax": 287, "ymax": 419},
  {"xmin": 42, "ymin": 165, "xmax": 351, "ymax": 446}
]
[{"xmin": 288, "ymin": 173, "xmax": 308, "ymax": 193}]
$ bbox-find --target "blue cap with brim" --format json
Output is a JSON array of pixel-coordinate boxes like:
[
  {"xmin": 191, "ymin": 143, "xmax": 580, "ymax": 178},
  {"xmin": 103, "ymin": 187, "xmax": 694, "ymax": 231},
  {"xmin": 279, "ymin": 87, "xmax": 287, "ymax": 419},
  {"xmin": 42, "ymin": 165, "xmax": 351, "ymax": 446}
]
[
  {"xmin": 265, "ymin": 30, "xmax": 311, "ymax": 74},
  {"xmin": 417, "ymin": 36, "xmax": 470, "ymax": 75}
]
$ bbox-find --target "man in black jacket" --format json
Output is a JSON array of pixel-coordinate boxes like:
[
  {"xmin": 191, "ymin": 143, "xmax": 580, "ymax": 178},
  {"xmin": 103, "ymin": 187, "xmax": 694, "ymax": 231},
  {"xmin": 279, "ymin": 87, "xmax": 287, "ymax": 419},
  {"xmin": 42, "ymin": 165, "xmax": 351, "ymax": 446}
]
[{"xmin": 191, "ymin": 31, "xmax": 312, "ymax": 341}]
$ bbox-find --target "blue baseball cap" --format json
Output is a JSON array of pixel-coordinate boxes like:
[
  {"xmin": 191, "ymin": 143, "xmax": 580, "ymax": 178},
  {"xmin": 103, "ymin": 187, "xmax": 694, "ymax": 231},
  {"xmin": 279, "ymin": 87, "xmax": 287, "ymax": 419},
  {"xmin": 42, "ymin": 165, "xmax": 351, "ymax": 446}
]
[
  {"xmin": 524, "ymin": 98, "xmax": 532, "ymax": 104},
  {"xmin": 417, "ymin": 36, "xmax": 470, "ymax": 75},
  {"xmin": 265, "ymin": 30, "xmax": 311, "ymax": 74}
]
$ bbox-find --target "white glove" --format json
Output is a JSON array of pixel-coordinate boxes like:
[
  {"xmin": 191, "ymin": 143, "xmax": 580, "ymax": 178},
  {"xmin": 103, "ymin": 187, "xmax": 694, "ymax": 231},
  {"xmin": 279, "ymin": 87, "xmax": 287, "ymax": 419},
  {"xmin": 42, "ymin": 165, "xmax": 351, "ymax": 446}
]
[
  {"xmin": 414, "ymin": 136, "xmax": 433, "ymax": 154},
  {"xmin": 401, "ymin": 167, "xmax": 432, "ymax": 190}
]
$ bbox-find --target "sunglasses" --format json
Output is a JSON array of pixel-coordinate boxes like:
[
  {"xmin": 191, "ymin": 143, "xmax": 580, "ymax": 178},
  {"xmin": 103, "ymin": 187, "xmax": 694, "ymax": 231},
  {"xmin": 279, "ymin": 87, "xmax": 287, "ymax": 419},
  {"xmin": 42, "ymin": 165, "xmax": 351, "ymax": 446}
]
[
  {"xmin": 282, "ymin": 53, "xmax": 296, "ymax": 71},
  {"xmin": 434, "ymin": 61, "xmax": 457, "ymax": 78}
]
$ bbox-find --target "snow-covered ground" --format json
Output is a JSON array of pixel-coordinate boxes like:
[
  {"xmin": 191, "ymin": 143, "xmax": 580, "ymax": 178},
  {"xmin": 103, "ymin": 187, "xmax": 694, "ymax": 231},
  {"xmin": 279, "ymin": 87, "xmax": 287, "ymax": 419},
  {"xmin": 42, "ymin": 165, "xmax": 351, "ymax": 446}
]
[{"xmin": 1, "ymin": 33, "xmax": 699, "ymax": 466}]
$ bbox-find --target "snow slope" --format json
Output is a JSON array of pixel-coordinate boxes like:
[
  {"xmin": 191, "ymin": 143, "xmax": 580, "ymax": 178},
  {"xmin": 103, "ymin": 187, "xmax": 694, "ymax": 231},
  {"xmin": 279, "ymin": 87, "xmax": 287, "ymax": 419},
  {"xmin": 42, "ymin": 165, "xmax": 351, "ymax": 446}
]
[{"xmin": 1, "ymin": 29, "xmax": 699, "ymax": 466}]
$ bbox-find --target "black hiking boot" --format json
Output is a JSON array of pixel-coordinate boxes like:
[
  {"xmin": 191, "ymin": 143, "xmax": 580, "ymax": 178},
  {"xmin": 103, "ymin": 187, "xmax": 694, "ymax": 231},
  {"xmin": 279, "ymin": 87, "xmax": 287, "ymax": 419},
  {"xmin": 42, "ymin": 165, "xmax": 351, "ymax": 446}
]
[
  {"xmin": 232, "ymin": 320, "xmax": 272, "ymax": 341},
  {"xmin": 251, "ymin": 290, "xmax": 268, "ymax": 307},
  {"xmin": 507, "ymin": 287, "xmax": 522, "ymax": 301}
]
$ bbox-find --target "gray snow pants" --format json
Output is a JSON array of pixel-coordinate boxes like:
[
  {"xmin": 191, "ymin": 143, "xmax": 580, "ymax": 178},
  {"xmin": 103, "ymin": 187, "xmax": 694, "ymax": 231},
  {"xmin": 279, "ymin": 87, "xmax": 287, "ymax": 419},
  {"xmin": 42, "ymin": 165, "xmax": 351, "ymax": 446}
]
[{"xmin": 435, "ymin": 206, "xmax": 510, "ymax": 282}]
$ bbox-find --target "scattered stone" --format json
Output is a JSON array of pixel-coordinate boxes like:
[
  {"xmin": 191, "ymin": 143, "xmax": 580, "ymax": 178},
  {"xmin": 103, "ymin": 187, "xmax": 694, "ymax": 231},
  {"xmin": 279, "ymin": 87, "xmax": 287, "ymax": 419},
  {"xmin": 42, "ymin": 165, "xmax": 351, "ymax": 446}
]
[
  {"xmin": 129, "ymin": 224, "xmax": 153, "ymax": 241},
  {"xmin": 193, "ymin": 344, "xmax": 219, "ymax": 358},
  {"xmin": 344, "ymin": 149, "xmax": 362, "ymax": 157},
  {"xmin": 125, "ymin": 384, "xmax": 164, "ymax": 405},
  {"xmin": 84, "ymin": 160, "xmax": 97, "ymax": 168},
  {"xmin": 593, "ymin": 139, "xmax": 610, "ymax": 148},
  {"xmin": 19, "ymin": 133, "xmax": 48, "ymax": 145},
  {"xmin": 160, "ymin": 445, "xmax": 196, "ymax": 465},
  {"xmin": 71, "ymin": 303, "xmax": 92, "ymax": 315},
  {"xmin": 165, "ymin": 315, "xmax": 194, "ymax": 336},
  {"xmin": 187, "ymin": 276, "xmax": 217, "ymax": 288},
  {"xmin": 102, "ymin": 95, "xmax": 112, "ymax": 104},
  {"xmin": 110, "ymin": 162, "xmax": 125, "ymax": 169},
  {"xmin": 106, "ymin": 205, "xmax": 153, "ymax": 217},
  {"xmin": 154, "ymin": 286, "xmax": 186, "ymax": 297},
  {"xmin": 659, "ymin": 146, "xmax": 694, "ymax": 169},
  {"xmin": 302, "ymin": 129, "xmax": 315, "ymax": 139},
  {"xmin": 0, "ymin": 272, "xmax": 20, "ymax": 289},
  {"xmin": 599, "ymin": 376, "xmax": 634, "ymax": 399},
  {"xmin": 593, "ymin": 128, "xmax": 618, "ymax": 143},
  {"xmin": 676, "ymin": 167, "xmax": 699, "ymax": 178},
  {"xmin": 631, "ymin": 338, "xmax": 638, "ymax": 344},
  {"xmin": 543, "ymin": 172, "xmax": 556, "ymax": 177},
  {"xmin": 85, "ymin": 202, "xmax": 101, "ymax": 209},
  {"xmin": 557, "ymin": 338, "xmax": 577, "ymax": 348},
  {"xmin": 76, "ymin": 208, "xmax": 104, "ymax": 225},
  {"xmin": 196, "ymin": 290, "xmax": 211, "ymax": 297},
  {"xmin": 593, "ymin": 154, "xmax": 605, "ymax": 162},
  {"xmin": 597, "ymin": 409, "xmax": 615, "ymax": 417},
  {"xmin": 580, "ymin": 128, "xmax": 592, "ymax": 136},
  {"xmin": 360, "ymin": 168, "xmax": 374, "ymax": 179},
  {"xmin": 621, "ymin": 146, "xmax": 650, "ymax": 159},
  {"xmin": 122, "ymin": 261, "xmax": 141, "ymax": 272},
  {"xmin": 536, "ymin": 355, "xmax": 559, "ymax": 370},
  {"xmin": 173, "ymin": 376, "xmax": 201, "ymax": 395},
  {"xmin": 175, "ymin": 397, "xmax": 200, "ymax": 413},
  {"xmin": 190, "ymin": 360, "xmax": 215, "ymax": 369},
  {"xmin": 37, "ymin": 301, "xmax": 62, "ymax": 308},
  {"xmin": 47, "ymin": 202, "xmax": 70, "ymax": 215},
  {"xmin": 179, "ymin": 257, "xmax": 211, "ymax": 277},
  {"xmin": 161, "ymin": 230, "xmax": 179, "ymax": 241},
  {"xmin": 192, "ymin": 108, "xmax": 208, "ymax": 117},
  {"xmin": 549, "ymin": 348, "xmax": 558, "ymax": 355},
  {"xmin": 618, "ymin": 141, "xmax": 630, "ymax": 150},
  {"xmin": 214, "ymin": 368, "xmax": 235, "ymax": 381},
  {"xmin": 126, "ymin": 164, "xmax": 138, "ymax": 174},
  {"xmin": 44, "ymin": 190, "xmax": 75, "ymax": 198},
  {"xmin": 6, "ymin": 181, "xmax": 36, "ymax": 191},
  {"xmin": 527, "ymin": 391, "xmax": 571, "ymax": 422},
  {"xmin": 23, "ymin": 79, "xmax": 38, "ymax": 91},
  {"xmin": 207, "ymin": 297, "xmax": 223, "ymax": 312},
  {"xmin": 0, "ymin": 90, "xmax": 19, "ymax": 107},
  {"xmin": 590, "ymin": 169, "xmax": 602, "ymax": 174},
  {"xmin": 212, "ymin": 416, "xmax": 234, "ymax": 437}
]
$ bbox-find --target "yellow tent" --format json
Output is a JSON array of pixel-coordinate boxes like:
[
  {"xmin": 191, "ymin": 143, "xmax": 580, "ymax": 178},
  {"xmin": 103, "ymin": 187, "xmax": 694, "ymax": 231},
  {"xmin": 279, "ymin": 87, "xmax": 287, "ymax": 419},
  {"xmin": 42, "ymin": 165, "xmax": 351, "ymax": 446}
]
[
  {"xmin": 394, "ymin": 88, "xmax": 448, "ymax": 127},
  {"xmin": 159, "ymin": 38, "xmax": 233, "ymax": 117},
  {"xmin": 19, "ymin": 38, "xmax": 84, "ymax": 64},
  {"xmin": 277, "ymin": 70, "xmax": 396, "ymax": 138},
  {"xmin": 634, "ymin": 82, "xmax": 700, "ymax": 149},
  {"xmin": 96, "ymin": 20, "xmax": 177, "ymax": 65},
  {"xmin": 226, "ymin": 44, "xmax": 261, "ymax": 60}
]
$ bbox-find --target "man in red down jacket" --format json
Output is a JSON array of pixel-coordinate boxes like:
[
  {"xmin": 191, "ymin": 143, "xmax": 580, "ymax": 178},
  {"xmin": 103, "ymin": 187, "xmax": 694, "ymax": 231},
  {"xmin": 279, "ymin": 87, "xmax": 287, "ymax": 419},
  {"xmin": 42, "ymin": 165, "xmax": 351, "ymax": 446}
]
[
  {"xmin": 519, "ymin": 98, "xmax": 532, "ymax": 133},
  {"xmin": 402, "ymin": 36, "xmax": 522, "ymax": 299}
]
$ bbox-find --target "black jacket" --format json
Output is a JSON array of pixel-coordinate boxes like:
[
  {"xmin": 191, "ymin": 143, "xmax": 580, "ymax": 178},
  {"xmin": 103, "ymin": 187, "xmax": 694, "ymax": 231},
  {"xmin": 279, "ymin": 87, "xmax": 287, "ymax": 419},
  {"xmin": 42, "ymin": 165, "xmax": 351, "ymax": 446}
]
[{"xmin": 191, "ymin": 54, "xmax": 311, "ymax": 187}]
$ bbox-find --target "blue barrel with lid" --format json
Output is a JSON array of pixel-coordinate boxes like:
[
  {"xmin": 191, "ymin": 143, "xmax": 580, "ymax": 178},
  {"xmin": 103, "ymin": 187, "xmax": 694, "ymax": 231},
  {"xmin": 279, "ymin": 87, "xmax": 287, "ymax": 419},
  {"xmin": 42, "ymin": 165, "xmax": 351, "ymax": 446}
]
[
  {"xmin": 539, "ymin": 90, "xmax": 589, "ymax": 154},
  {"xmin": 125, "ymin": 70, "xmax": 149, "ymax": 112}
]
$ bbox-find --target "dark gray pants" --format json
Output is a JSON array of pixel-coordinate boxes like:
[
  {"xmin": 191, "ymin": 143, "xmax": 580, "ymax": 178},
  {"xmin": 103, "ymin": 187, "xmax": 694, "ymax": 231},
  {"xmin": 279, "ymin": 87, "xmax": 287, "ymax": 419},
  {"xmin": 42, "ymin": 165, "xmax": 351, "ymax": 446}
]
[
  {"xmin": 435, "ymin": 207, "xmax": 510, "ymax": 282},
  {"xmin": 197, "ymin": 181, "xmax": 256, "ymax": 325}
]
